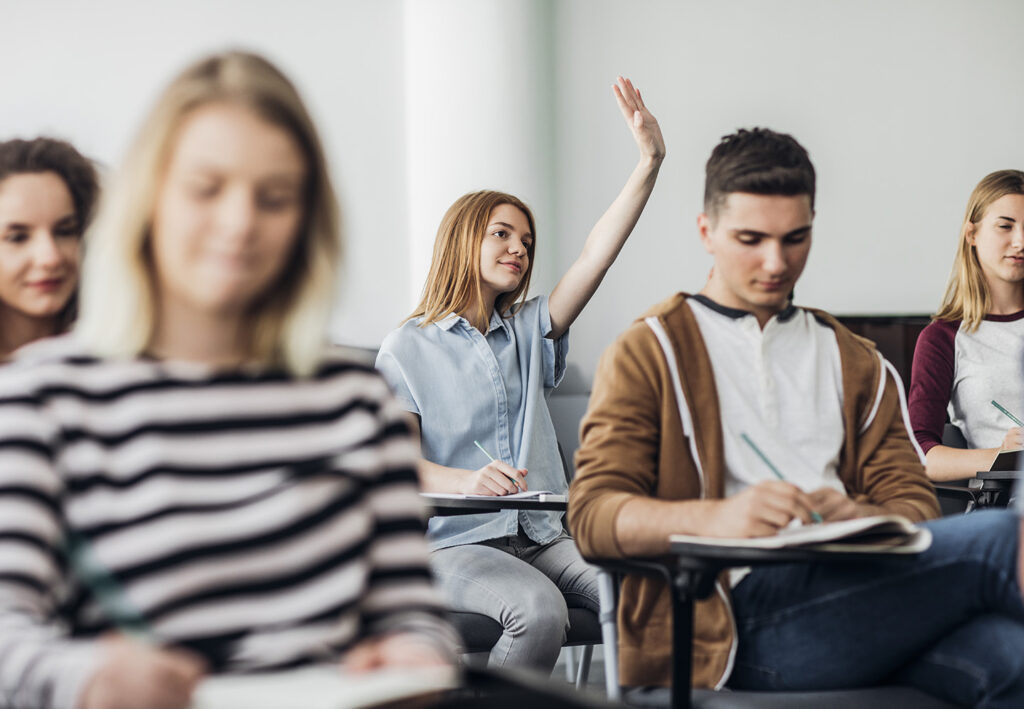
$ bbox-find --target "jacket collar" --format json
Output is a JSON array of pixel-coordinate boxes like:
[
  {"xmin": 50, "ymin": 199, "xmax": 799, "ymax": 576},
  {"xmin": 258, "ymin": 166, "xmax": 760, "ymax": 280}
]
[{"xmin": 689, "ymin": 293, "xmax": 798, "ymax": 323}]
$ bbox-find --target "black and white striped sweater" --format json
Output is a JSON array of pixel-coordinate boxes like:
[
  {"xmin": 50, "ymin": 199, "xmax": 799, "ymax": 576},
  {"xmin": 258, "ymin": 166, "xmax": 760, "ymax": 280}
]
[{"xmin": 0, "ymin": 336, "xmax": 456, "ymax": 709}]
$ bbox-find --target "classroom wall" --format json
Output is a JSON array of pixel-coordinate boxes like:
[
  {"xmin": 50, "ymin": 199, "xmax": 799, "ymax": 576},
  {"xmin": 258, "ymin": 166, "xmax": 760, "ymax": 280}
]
[
  {"xmin": 3, "ymin": 0, "xmax": 1023, "ymax": 390},
  {"xmin": 1, "ymin": 0, "xmax": 410, "ymax": 348},
  {"xmin": 549, "ymin": 0, "xmax": 1024, "ymax": 389}
]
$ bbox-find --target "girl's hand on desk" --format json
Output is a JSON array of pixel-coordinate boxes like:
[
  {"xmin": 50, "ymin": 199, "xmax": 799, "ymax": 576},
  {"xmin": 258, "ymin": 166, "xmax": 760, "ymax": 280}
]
[
  {"xmin": 79, "ymin": 635, "xmax": 206, "ymax": 709},
  {"xmin": 342, "ymin": 633, "xmax": 453, "ymax": 672},
  {"xmin": 1000, "ymin": 427, "xmax": 1024, "ymax": 451},
  {"xmin": 460, "ymin": 461, "xmax": 528, "ymax": 496}
]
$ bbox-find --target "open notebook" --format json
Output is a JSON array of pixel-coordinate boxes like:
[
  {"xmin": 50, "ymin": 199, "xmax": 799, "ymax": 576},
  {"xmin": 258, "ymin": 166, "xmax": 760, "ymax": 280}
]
[
  {"xmin": 421, "ymin": 491, "xmax": 565, "ymax": 502},
  {"xmin": 669, "ymin": 515, "xmax": 932, "ymax": 554},
  {"xmin": 191, "ymin": 665, "xmax": 459, "ymax": 709}
]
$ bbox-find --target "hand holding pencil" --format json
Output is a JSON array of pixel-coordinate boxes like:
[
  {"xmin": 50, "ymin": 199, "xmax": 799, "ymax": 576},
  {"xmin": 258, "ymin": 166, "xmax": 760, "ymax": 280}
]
[
  {"xmin": 458, "ymin": 441, "xmax": 528, "ymax": 496},
  {"xmin": 992, "ymin": 400, "xmax": 1024, "ymax": 452}
]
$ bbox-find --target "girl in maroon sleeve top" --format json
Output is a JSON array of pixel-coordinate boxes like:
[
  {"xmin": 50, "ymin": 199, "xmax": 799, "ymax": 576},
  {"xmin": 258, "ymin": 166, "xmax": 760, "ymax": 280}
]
[{"xmin": 909, "ymin": 170, "xmax": 1024, "ymax": 481}]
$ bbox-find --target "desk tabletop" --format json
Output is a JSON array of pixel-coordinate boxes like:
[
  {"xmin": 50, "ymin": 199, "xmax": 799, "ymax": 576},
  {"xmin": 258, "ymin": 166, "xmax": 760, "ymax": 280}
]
[
  {"xmin": 422, "ymin": 494, "xmax": 567, "ymax": 516},
  {"xmin": 668, "ymin": 538, "xmax": 921, "ymax": 567},
  {"xmin": 975, "ymin": 470, "xmax": 1022, "ymax": 481}
]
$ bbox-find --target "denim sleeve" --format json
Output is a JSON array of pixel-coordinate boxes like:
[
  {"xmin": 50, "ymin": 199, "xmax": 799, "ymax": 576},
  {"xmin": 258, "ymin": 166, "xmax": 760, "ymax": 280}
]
[
  {"xmin": 374, "ymin": 345, "xmax": 420, "ymax": 416},
  {"xmin": 536, "ymin": 295, "xmax": 569, "ymax": 390}
]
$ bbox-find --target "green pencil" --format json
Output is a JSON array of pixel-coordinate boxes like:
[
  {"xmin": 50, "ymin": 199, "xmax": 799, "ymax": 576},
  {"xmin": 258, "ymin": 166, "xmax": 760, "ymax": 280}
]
[
  {"xmin": 991, "ymin": 400, "xmax": 1024, "ymax": 427},
  {"xmin": 473, "ymin": 440, "xmax": 522, "ymax": 490},
  {"xmin": 64, "ymin": 530, "xmax": 154, "ymax": 642},
  {"xmin": 740, "ymin": 432, "xmax": 824, "ymax": 524}
]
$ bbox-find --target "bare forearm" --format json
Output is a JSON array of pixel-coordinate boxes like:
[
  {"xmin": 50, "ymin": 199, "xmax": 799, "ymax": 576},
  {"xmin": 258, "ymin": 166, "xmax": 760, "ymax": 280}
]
[
  {"xmin": 417, "ymin": 458, "xmax": 470, "ymax": 493},
  {"xmin": 924, "ymin": 445, "xmax": 997, "ymax": 481},
  {"xmin": 582, "ymin": 155, "xmax": 663, "ymax": 269},
  {"xmin": 548, "ymin": 155, "xmax": 663, "ymax": 337}
]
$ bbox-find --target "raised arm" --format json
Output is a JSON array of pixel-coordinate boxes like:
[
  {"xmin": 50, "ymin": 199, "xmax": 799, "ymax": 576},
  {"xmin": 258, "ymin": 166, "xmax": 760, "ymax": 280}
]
[{"xmin": 547, "ymin": 77, "xmax": 666, "ymax": 339}]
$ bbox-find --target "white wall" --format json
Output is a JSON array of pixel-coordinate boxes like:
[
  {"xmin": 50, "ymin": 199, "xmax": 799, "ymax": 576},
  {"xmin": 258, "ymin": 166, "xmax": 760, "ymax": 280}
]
[
  {"xmin": 0, "ymin": 0, "xmax": 409, "ymax": 348},
  {"xmin": 552, "ymin": 0, "xmax": 1024, "ymax": 387},
  {"xmin": 3, "ymin": 0, "xmax": 1023, "ymax": 388}
]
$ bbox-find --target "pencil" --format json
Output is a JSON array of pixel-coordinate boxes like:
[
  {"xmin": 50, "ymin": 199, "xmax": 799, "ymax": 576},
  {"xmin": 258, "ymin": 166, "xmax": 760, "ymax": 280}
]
[
  {"xmin": 473, "ymin": 440, "xmax": 522, "ymax": 490},
  {"xmin": 64, "ymin": 530, "xmax": 154, "ymax": 642},
  {"xmin": 991, "ymin": 400, "xmax": 1024, "ymax": 427},
  {"xmin": 739, "ymin": 432, "xmax": 824, "ymax": 524}
]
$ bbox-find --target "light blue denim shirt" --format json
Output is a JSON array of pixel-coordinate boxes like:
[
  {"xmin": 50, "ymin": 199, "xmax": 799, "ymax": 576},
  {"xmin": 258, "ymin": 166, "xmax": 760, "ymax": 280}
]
[{"xmin": 376, "ymin": 296, "xmax": 568, "ymax": 550}]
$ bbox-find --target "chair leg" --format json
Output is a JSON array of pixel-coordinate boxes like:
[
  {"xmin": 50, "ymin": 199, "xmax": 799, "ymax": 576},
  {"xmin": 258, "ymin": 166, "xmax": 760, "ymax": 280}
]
[
  {"xmin": 563, "ymin": 646, "xmax": 576, "ymax": 682},
  {"xmin": 575, "ymin": 645, "xmax": 593, "ymax": 688},
  {"xmin": 597, "ymin": 570, "xmax": 621, "ymax": 700}
]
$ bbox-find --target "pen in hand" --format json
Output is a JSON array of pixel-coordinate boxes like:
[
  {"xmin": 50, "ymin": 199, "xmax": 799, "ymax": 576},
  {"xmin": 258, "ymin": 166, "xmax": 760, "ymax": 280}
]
[
  {"xmin": 473, "ymin": 440, "xmax": 524, "ymax": 491},
  {"xmin": 64, "ymin": 530, "xmax": 154, "ymax": 643},
  {"xmin": 740, "ymin": 433, "xmax": 824, "ymax": 525}
]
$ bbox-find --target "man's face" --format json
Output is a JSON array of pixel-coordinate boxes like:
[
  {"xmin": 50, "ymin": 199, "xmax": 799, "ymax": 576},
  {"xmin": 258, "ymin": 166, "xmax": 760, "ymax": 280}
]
[{"xmin": 698, "ymin": 192, "xmax": 813, "ymax": 326}]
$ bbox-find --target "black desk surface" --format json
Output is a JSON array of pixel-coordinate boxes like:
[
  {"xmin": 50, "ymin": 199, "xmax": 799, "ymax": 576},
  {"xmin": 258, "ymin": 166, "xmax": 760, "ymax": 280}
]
[
  {"xmin": 668, "ymin": 538, "xmax": 915, "ymax": 566},
  {"xmin": 422, "ymin": 495, "xmax": 567, "ymax": 516},
  {"xmin": 975, "ymin": 470, "xmax": 1022, "ymax": 481}
]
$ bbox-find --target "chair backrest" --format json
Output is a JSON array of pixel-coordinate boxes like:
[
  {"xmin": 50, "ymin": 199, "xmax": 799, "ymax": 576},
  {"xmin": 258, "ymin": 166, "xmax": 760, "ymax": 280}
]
[
  {"xmin": 548, "ymin": 393, "xmax": 592, "ymax": 479},
  {"xmin": 941, "ymin": 423, "xmax": 967, "ymax": 449}
]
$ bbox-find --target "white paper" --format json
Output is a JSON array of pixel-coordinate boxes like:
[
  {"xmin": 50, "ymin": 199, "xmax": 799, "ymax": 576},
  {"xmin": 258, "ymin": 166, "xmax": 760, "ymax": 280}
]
[{"xmin": 191, "ymin": 665, "xmax": 458, "ymax": 709}]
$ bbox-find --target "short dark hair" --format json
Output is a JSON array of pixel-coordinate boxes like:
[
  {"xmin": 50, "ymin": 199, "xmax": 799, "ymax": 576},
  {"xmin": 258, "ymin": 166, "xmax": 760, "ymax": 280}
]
[
  {"xmin": 703, "ymin": 127, "xmax": 815, "ymax": 219},
  {"xmin": 0, "ymin": 137, "xmax": 100, "ymax": 229}
]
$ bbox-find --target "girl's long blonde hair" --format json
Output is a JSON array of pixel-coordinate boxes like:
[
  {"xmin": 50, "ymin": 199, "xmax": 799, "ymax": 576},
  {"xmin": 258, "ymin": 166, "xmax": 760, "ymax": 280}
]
[
  {"xmin": 935, "ymin": 169, "xmax": 1024, "ymax": 332},
  {"xmin": 408, "ymin": 190, "xmax": 535, "ymax": 332},
  {"xmin": 76, "ymin": 50, "xmax": 341, "ymax": 376}
]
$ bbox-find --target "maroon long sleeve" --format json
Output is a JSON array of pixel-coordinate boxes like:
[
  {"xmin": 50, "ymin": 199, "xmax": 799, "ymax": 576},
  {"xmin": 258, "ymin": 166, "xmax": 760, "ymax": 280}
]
[{"xmin": 908, "ymin": 319, "xmax": 958, "ymax": 453}]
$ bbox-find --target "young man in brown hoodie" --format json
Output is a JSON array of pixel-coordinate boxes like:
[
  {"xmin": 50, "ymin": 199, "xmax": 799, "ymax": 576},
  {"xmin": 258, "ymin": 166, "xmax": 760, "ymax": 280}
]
[{"xmin": 569, "ymin": 127, "xmax": 1024, "ymax": 708}]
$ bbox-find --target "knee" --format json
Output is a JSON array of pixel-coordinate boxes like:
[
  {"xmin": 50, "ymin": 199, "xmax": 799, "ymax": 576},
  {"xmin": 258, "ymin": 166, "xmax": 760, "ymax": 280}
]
[
  {"xmin": 930, "ymin": 509, "xmax": 1019, "ymax": 564},
  {"xmin": 947, "ymin": 616, "xmax": 1024, "ymax": 707},
  {"xmin": 506, "ymin": 581, "xmax": 569, "ymax": 637},
  {"xmin": 976, "ymin": 621, "xmax": 1024, "ymax": 705}
]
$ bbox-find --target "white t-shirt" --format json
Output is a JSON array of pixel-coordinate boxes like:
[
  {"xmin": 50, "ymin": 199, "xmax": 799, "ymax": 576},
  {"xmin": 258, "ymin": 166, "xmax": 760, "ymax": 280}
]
[{"xmin": 687, "ymin": 296, "xmax": 848, "ymax": 500}]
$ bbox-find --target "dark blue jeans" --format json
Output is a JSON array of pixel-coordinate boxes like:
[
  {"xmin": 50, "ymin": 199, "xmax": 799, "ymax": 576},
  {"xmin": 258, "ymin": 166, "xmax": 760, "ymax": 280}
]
[{"xmin": 728, "ymin": 509, "xmax": 1024, "ymax": 708}]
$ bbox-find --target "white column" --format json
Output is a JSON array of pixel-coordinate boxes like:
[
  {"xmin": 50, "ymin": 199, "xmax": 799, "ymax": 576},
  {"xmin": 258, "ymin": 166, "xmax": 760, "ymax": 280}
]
[{"xmin": 403, "ymin": 0, "xmax": 556, "ymax": 309}]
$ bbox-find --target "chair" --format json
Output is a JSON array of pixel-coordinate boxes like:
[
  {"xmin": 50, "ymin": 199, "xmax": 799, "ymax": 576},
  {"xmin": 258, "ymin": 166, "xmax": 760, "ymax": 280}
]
[
  {"xmin": 931, "ymin": 423, "xmax": 1016, "ymax": 513},
  {"xmin": 931, "ymin": 423, "xmax": 977, "ymax": 514},
  {"xmin": 590, "ymin": 554, "xmax": 958, "ymax": 709},
  {"xmin": 450, "ymin": 607, "xmax": 601, "ymax": 688},
  {"xmin": 445, "ymin": 435, "xmax": 601, "ymax": 689}
]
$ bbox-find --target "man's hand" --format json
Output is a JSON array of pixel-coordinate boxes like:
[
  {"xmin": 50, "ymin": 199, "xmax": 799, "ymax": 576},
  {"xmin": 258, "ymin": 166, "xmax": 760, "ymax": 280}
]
[
  {"xmin": 806, "ymin": 487, "xmax": 859, "ymax": 522},
  {"xmin": 342, "ymin": 633, "xmax": 452, "ymax": 673},
  {"xmin": 704, "ymin": 481, "xmax": 816, "ymax": 537},
  {"xmin": 807, "ymin": 487, "xmax": 884, "ymax": 521},
  {"xmin": 79, "ymin": 636, "xmax": 206, "ymax": 709}
]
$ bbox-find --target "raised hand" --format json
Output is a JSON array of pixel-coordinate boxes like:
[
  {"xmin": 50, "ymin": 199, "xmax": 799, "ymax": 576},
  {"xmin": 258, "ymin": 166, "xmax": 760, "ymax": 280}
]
[{"xmin": 613, "ymin": 76, "xmax": 665, "ymax": 162}]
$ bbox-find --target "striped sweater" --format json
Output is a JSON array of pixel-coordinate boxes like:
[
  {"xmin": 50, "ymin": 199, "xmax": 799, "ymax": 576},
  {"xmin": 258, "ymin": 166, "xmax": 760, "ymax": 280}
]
[{"xmin": 0, "ymin": 336, "xmax": 457, "ymax": 709}]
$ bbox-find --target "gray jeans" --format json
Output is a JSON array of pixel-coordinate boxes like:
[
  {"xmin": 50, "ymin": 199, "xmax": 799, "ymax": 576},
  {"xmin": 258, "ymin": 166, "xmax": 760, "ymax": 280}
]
[{"xmin": 431, "ymin": 531, "xmax": 600, "ymax": 671}]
